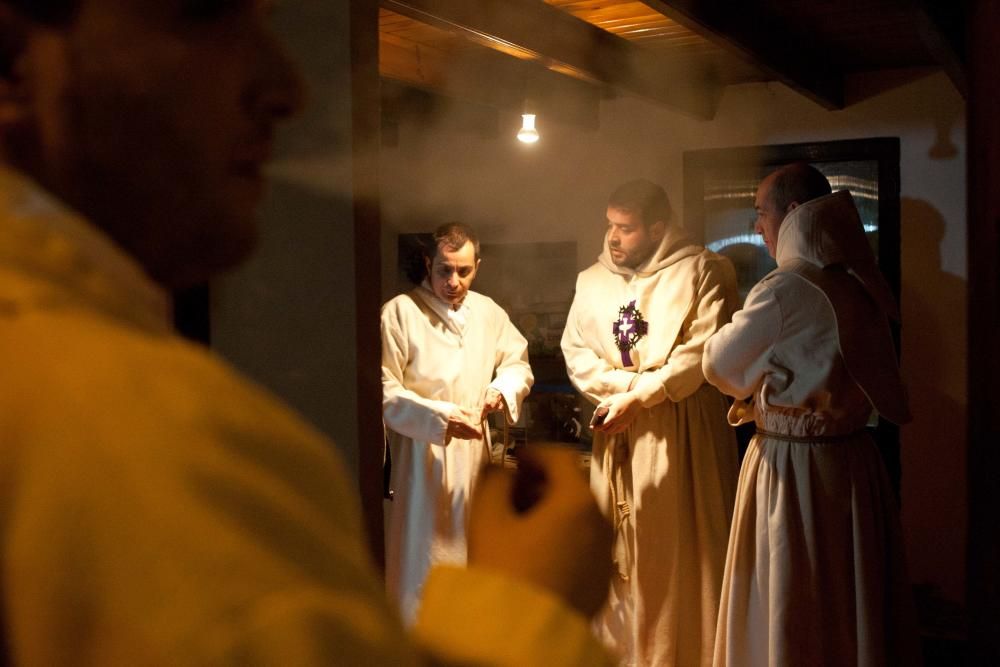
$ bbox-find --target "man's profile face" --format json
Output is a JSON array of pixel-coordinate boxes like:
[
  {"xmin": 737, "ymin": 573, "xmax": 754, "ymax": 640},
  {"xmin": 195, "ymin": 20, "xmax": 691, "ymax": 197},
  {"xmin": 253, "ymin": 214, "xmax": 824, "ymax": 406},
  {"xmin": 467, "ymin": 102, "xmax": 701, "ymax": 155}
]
[
  {"xmin": 8, "ymin": 0, "xmax": 303, "ymax": 287},
  {"xmin": 425, "ymin": 240, "xmax": 479, "ymax": 307},
  {"xmin": 753, "ymin": 175, "xmax": 785, "ymax": 258},
  {"xmin": 605, "ymin": 206, "xmax": 663, "ymax": 269}
]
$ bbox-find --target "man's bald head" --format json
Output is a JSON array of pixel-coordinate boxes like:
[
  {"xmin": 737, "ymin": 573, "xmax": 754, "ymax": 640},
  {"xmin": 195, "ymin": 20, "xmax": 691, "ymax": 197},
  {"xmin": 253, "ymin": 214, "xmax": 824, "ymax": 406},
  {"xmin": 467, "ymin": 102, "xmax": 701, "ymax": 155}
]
[
  {"xmin": 761, "ymin": 162, "xmax": 832, "ymax": 213},
  {"xmin": 753, "ymin": 162, "xmax": 832, "ymax": 257}
]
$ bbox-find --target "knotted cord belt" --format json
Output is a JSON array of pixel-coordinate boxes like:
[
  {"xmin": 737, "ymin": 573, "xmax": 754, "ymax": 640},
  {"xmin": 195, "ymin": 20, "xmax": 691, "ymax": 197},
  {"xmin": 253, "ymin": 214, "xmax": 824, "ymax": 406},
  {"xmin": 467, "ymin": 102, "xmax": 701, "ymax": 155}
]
[{"xmin": 603, "ymin": 433, "xmax": 632, "ymax": 581}]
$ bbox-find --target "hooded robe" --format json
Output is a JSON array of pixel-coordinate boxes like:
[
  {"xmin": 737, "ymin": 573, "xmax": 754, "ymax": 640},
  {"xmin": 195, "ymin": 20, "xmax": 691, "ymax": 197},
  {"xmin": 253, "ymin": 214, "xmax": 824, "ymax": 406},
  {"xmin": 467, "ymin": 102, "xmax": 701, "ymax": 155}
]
[
  {"xmin": 561, "ymin": 222, "xmax": 739, "ymax": 666},
  {"xmin": 703, "ymin": 190, "xmax": 921, "ymax": 666}
]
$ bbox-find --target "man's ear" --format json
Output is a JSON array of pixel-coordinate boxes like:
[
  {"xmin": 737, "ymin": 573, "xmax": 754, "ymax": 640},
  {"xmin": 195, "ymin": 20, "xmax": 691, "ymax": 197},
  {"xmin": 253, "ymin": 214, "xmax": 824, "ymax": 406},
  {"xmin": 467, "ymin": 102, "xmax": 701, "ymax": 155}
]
[
  {"xmin": 785, "ymin": 201, "xmax": 800, "ymax": 215},
  {"xmin": 649, "ymin": 219, "xmax": 666, "ymax": 243},
  {"xmin": 0, "ymin": 5, "xmax": 31, "ymax": 129}
]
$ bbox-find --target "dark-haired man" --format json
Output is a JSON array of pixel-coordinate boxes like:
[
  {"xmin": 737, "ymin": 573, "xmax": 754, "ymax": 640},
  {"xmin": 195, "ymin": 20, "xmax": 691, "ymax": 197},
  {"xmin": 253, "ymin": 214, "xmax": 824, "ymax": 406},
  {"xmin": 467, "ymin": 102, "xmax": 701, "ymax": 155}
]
[
  {"xmin": 562, "ymin": 179, "xmax": 739, "ymax": 666},
  {"xmin": 381, "ymin": 222, "xmax": 534, "ymax": 623},
  {"xmin": 0, "ymin": 1, "xmax": 610, "ymax": 664},
  {"xmin": 704, "ymin": 162, "xmax": 920, "ymax": 665}
]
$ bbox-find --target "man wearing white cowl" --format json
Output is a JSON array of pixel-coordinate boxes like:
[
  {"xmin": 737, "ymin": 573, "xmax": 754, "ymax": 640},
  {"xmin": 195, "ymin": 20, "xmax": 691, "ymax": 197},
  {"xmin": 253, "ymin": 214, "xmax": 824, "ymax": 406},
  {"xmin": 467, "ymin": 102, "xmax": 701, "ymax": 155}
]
[
  {"xmin": 704, "ymin": 162, "xmax": 921, "ymax": 666},
  {"xmin": 562, "ymin": 179, "xmax": 739, "ymax": 666}
]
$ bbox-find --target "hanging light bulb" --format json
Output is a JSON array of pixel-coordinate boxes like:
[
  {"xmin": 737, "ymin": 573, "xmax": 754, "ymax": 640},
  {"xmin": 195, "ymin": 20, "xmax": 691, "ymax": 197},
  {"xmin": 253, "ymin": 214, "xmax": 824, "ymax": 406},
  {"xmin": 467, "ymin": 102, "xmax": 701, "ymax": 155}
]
[{"xmin": 517, "ymin": 113, "xmax": 539, "ymax": 144}]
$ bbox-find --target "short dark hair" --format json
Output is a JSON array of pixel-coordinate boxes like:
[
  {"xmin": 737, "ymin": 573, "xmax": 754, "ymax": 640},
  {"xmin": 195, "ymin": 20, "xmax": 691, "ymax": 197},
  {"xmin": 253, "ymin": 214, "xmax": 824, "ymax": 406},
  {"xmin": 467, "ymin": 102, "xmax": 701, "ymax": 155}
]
[
  {"xmin": 608, "ymin": 179, "xmax": 672, "ymax": 226},
  {"xmin": 429, "ymin": 222, "xmax": 480, "ymax": 261},
  {"xmin": 766, "ymin": 162, "xmax": 832, "ymax": 211}
]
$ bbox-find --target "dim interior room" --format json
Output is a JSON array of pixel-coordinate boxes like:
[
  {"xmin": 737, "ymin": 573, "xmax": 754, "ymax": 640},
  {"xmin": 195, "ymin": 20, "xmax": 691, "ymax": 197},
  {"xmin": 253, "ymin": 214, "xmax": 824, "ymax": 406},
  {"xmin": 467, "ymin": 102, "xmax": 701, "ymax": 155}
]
[
  {"xmin": 381, "ymin": 64, "xmax": 968, "ymax": 643},
  {"xmin": 199, "ymin": 1, "xmax": 998, "ymax": 663}
]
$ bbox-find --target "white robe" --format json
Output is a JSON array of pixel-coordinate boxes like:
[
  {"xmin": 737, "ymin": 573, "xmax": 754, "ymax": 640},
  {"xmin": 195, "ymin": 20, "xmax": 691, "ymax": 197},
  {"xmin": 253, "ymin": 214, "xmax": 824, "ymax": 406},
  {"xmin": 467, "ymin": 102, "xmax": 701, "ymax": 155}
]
[
  {"xmin": 381, "ymin": 285, "xmax": 533, "ymax": 623},
  {"xmin": 0, "ymin": 166, "xmax": 608, "ymax": 666},
  {"xmin": 561, "ymin": 224, "xmax": 739, "ymax": 666},
  {"xmin": 703, "ymin": 191, "xmax": 921, "ymax": 666}
]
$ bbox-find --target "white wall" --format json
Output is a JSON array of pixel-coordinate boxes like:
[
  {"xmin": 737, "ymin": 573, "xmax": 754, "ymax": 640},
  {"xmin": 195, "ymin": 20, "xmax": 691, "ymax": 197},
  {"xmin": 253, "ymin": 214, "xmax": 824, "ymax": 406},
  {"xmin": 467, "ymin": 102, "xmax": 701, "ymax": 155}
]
[{"xmin": 381, "ymin": 70, "xmax": 968, "ymax": 621}]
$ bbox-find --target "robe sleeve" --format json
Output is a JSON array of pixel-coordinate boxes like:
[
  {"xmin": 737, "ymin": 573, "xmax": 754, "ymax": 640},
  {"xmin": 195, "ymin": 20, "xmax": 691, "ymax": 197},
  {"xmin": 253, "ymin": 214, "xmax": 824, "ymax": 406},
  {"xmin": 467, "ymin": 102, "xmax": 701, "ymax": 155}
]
[
  {"xmin": 487, "ymin": 310, "xmax": 534, "ymax": 424},
  {"xmin": 630, "ymin": 255, "xmax": 739, "ymax": 407},
  {"xmin": 7, "ymin": 356, "xmax": 611, "ymax": 667},
  {"xmin": 381, "ymin": 302, "xmax": 453, "ymax": 445},
  {"xmin": 702, "ymin": 278, "xmax": 783, "ymax": 400},
  {"xmin": 415, "ymin": 566, "xmax": 613, "ymax": 666},
  {"xmin": 561, "ymin": 282, "xmax": 638, "ymax": 404}
]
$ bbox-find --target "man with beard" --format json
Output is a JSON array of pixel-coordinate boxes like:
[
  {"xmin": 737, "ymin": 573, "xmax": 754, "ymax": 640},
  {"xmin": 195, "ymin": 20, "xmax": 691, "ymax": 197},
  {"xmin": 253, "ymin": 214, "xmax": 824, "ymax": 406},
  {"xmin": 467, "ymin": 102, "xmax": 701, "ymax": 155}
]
[
  {"xmin": 0, "ymin": 1, "xmax": 611, "ymax": 664},
  {"xmin": 561, "ymin": 178, "xmax": 739, "ymax": 666},
  {"xmin": 381, "ymin": 222, "xmax": 534, "ymax": 623}
]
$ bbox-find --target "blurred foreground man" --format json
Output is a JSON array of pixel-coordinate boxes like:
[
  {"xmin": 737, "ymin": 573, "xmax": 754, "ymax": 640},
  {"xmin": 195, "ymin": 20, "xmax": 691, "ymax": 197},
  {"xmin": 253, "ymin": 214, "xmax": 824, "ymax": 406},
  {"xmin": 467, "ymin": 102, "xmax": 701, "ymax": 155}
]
[
  {"xmin": 561, "ymin": 179, "xmax": 739, "ymax": 666},
  {"xmin": 381, "ymin": 222, "xmax": 533, "ymax": 623},
  {"xmin": 704, "ymin": 163, "xmax": 921, "ymax": 665},
  {"xmin": 0, "ymin": 1, "xmax": 612, "ymax": 664}
]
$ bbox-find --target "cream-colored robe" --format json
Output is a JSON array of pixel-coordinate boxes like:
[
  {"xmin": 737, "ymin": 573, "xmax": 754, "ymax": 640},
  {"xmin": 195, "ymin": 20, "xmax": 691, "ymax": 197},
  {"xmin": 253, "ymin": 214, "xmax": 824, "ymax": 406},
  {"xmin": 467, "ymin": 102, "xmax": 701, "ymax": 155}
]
[
  {"xmin": 381, "ymin": 286, "xmax": 533, "ymax": 623},
  {"xmin": 703, "ymin": 191, "xmax": 920, "ymax": 666},
  {"xmin": 561, "ymin": 224, "xmax": 739, "ymax": 666},
  {"xmin": 0, "ymin": 167, "xmax": 606, "ymax": 666}
]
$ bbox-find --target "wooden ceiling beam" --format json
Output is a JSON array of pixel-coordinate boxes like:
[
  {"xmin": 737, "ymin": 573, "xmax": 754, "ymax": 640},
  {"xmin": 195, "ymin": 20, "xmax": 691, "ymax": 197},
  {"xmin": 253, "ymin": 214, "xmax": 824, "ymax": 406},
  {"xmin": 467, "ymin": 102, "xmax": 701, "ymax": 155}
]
[
  {"xmin": 914, "ymin": 0, "xmax": 967, "ymax": 97},
  {"xmin": 381, "ymin": 0, "xmax": 721, "ymax": 119},
  {"xmin": 380, "ymin": 30, "xmax": 601, "ymax": 131},
  {"xmin": 638, "ymin": 0, "xmax": 845, "ymax": 110}
]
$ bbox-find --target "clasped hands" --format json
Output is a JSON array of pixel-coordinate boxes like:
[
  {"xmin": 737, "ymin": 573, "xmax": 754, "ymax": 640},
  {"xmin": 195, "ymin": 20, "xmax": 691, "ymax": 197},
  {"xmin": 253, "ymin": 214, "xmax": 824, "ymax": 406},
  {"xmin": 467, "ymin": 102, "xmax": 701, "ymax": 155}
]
[
  {"xmin": 590, "ymin": 391, "xmax": 642, "ymax": 435},
  {"xmin": 445, "ymin": 388, "xmax": 507, "ymax": 441}
]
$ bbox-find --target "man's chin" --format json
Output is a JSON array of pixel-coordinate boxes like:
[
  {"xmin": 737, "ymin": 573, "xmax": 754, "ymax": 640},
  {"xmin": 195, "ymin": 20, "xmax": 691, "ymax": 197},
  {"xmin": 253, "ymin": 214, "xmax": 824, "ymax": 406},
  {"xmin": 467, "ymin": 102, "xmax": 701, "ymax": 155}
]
[
  {"xmin": 147, "ymin": 217, "xmax": 259, "ymax": 289},
  {"xmin": 610, "ymin": 255, "xmax": 635, "ymax": 269}
]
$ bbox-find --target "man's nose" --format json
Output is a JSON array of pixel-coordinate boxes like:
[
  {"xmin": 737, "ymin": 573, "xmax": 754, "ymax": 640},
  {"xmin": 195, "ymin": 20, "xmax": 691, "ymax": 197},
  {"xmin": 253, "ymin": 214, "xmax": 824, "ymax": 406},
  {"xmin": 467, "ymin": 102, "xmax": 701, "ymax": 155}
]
[
  {"xmin": 447, "ymin": 273, "xmax": 460, "ymax": 286},
  {"xmin": 753, "ymin": 218, "xmax": 764, "ymax": 236}
]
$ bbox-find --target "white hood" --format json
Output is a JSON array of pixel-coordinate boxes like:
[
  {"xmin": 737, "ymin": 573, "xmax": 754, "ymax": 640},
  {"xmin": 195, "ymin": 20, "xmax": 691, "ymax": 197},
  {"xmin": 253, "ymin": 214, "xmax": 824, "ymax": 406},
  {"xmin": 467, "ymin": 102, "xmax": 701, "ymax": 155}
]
[
  {"xmin": 776, "ymin": 189, "xmax": 898, "ymax": 320},
  {"xmin": 775, "ymin": 190, "xmax": 910, "ymax": 425}
]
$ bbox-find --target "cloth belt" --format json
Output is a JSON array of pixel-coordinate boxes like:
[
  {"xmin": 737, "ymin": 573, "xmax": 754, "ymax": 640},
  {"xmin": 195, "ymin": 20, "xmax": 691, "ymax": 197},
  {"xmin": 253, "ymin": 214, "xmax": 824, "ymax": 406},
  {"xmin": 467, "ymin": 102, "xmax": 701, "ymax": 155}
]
[{"xmin": 754, "ymin": 427, "xmax": 867, "ymax": 443}]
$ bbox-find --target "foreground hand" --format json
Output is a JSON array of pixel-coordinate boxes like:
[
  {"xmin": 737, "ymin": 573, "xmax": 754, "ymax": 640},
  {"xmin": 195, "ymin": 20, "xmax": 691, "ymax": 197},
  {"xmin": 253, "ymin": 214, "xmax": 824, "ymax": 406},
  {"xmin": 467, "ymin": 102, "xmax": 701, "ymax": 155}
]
[
  {"xmin": 468, "ymin": 446, "xmax": 613, "ymax": 618},
  {"xmin": 593, "ymin": 392, "xmax": 642, "ymax": 435},
  {"xmin": 480, "ymin": 388, "xmax": 507, "ymax": 421},
  {"xmin": 446, "ymin": 406, "xmax": 483, "ymax": 441}
]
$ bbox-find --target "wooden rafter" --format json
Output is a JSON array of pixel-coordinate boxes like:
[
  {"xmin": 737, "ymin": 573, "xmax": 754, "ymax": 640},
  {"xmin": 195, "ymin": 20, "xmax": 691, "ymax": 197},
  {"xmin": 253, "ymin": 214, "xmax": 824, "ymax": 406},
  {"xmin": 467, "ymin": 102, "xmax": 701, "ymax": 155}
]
[
  {"xmin": 380, "ymin": 25, "xmax": 601, "ymax": 130},
  {"xmin": 637, "ymin": 0, "xmax": 845, "ymax": 110},
  {"xmin": 381, "ymin": 0, "xmax": 721, "ymax": 119}
]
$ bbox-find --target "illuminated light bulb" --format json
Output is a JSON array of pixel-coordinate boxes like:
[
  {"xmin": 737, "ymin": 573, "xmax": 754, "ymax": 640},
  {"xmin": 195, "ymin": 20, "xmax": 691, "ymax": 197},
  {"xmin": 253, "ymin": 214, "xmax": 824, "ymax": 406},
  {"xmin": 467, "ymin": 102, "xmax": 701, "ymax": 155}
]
[{"xmin": 517, "ymin": 113, "xmax": 539, "ymax": 144}]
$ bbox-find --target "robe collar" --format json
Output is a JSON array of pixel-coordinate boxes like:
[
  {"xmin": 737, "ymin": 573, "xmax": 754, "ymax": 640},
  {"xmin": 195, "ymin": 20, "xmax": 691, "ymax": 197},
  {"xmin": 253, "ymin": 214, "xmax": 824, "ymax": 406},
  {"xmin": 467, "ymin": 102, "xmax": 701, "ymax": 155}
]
[
  {"xmin": 776, "ymin": 190, "xmax": 898, "ymax": 320},
  {"xmin": 0, "ymin": 166, "xmax": 171, "ymax": 334},
  {"xmin": 597, "ymin": 220, "xmax": 702, "ymax": 279},
  {"xmin": 772, "ymin": 190, "xmax": 910, "ymax": 424},
  {"xmin": 415, "ymin": 279, "xmax": 471, "ymax": 334}
]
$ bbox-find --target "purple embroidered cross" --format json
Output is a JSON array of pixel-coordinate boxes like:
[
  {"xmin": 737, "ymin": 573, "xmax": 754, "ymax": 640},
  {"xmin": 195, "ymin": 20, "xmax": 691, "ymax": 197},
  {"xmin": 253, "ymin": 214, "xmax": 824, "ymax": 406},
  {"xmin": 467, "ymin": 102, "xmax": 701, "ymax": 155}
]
[{"xmin": 613, "ymin": 300, "xmax": 648, "ymax": 367}]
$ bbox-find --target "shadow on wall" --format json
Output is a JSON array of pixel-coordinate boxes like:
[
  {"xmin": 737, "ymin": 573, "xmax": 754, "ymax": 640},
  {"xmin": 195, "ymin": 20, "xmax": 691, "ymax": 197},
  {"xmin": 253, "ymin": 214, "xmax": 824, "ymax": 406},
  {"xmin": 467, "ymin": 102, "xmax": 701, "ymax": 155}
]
[{"xmin": 899, "ymin": 196, "xmax": 968, "ymax": 641}]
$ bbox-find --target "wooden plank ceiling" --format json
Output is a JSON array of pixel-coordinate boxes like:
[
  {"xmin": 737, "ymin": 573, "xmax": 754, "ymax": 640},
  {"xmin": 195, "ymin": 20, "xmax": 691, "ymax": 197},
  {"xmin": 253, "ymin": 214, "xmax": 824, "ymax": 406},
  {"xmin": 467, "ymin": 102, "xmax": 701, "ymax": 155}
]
[{"xmin": 379, "ymin": 0, "xmax": 964, "ymax": 123}]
